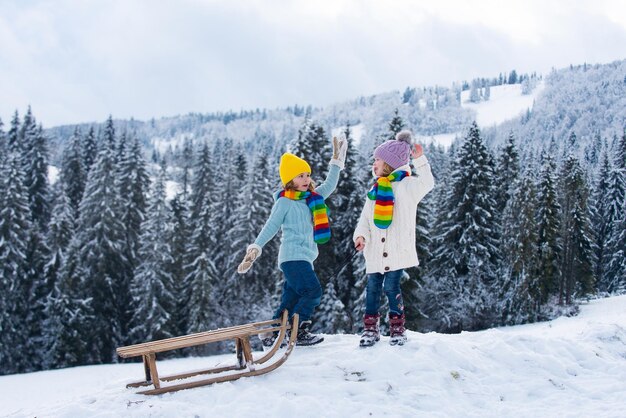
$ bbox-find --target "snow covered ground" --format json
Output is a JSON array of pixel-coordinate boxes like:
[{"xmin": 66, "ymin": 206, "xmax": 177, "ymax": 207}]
[
  {"xmin": 2, "ymin": 295, "xmax": 626, "ymax": 418},
  {"xmin": 461, "ymin": 82, "xmax": 545, "ymax": 129},
  {"xmin": 423, "ymin": 82, "xmax": 546, "ymax": 148}
]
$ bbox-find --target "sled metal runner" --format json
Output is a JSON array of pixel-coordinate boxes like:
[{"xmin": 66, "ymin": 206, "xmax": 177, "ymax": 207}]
[{"xmin": 116, "ymin": 311, "xmax": 299, "ymax": 395}]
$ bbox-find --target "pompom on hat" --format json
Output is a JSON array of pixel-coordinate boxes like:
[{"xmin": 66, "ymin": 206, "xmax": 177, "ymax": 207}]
[
  {"xmin": 279, "ymin": 152, "xmax": 311, "ymax": 185},
  {"xmin": 374, "ymin": 130, "xmax": 413, "ymax": 170}
]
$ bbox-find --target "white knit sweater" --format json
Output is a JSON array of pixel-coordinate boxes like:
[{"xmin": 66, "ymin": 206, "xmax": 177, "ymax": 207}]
[{"xmin": 353, "ymin": 155, "xmax": 434, "ymax": 274}]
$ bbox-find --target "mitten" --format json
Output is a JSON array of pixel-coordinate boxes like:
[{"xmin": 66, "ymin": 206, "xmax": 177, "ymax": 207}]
[
  {"xmin": 331, "ymin": 136, "xmax": 348, "ymax": 169},
  {"xmin": 237, "ymin": 245, "xmax": 261, "ymax": 274}
]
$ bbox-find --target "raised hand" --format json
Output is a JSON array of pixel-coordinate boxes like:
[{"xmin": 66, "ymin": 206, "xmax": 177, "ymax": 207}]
[
  {"xmin": 237, "ymin": 247, "xmax": 260, "ymax": 274},
  {"xmin": 332, "ymin": 136, "xmax": 348, "ymax": 168},
  {"xmin": 411, "ymin": 143, "xmax": 424, "ymax": 159}
]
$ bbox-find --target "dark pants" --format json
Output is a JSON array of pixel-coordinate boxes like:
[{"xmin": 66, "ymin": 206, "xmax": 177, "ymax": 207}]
[
  {"xmin": 365, "ymin": 269, "xmax": 405, "ymax": 316},
  {"xmin": 274, "ymin": 261, "xmax": 322, "ymax": 322}
]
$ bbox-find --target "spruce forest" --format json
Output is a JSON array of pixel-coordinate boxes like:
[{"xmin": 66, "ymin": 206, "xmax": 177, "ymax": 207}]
[{"xmin": 1, "ymin": 60, "xmax": 625, "ymax": 375}]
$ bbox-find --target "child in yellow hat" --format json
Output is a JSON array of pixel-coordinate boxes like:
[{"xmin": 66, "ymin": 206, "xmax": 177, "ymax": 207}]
[{"xmin": 238, "ymin": 137, "xmax": 347, "ymax": 347}]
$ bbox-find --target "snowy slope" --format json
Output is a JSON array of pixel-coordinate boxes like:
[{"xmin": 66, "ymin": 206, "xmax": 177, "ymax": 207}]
[
  {"xmin": 2, "ymin": 295, "xmax": 626, "ymax": 418},
  {"xmin": 421, "ymin": 82, "xmax": 545, "ymax": 148},
  {"xmin": 461, "ymin": 82, "xmax": 545, "ymax": 128}
]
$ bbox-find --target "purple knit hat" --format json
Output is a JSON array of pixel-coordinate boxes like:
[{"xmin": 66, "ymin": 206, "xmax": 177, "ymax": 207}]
[{"xmin": 374, "ymin": 130, "xmax": 413, "ymax": 170}]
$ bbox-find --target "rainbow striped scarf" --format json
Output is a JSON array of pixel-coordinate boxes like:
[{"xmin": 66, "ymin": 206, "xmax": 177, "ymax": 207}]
[
  {"xmin": 367, "ymin": 169, "xmax": 411, "ymax": 229},
  {"xmin": 279, "ymin": 189, "xmax": 331, "ymax": 244}
]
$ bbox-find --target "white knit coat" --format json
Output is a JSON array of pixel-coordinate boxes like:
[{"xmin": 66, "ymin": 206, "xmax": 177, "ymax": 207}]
[{"xmin": 353, "ymin": 155, "xmax": 434, "ymax": 274}]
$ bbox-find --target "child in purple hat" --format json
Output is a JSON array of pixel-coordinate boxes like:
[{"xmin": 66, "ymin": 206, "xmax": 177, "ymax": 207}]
[{"xmin": 353, "ymin": 130, "xmax": 435, "ymax": 347}]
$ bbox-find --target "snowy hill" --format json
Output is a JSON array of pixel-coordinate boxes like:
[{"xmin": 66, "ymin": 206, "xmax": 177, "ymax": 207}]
[
  {"xmin": 415, "ymin": 82, "xmax": 545, "ymax": 148},
  {"xmin": 2, "ymin": 295, "xmax": 626, "ymax": 418},
  {"xmin": 460, "ymin": 82, "xmax": 545, "ymax": 129}
]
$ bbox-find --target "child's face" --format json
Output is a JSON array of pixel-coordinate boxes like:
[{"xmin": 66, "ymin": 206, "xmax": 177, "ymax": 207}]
[
  {"xmin": 291, "ymin": 172, "xmax": 311, "ymax": 192},
  {"xmin": 373, "ymin": 158, "xmax": 387, "ymax": 177}
]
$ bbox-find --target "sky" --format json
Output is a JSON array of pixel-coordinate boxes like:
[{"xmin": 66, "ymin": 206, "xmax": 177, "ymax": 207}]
[
  {"xmin": 2, "ymin": 0, "xmax": 626, "ymax": 128},
  {"xmin": 1, "ymin": 294, "xmax": 625, "ymax": 417}
]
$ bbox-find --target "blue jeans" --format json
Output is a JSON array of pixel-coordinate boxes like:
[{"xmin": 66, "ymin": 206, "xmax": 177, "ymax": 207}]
[
  {"xmin": 365, "ymin": 269, "xmax": 405, "ymax": 316},
  {"xmin": 274, "ymin": 261, "xmax": 322, "ymax": 322}
]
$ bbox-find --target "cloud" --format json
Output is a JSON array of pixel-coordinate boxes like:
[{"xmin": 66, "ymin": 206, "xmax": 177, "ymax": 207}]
[{"xmin": 1, "ymin": 0, "xmax": 625, "ymax": 127}]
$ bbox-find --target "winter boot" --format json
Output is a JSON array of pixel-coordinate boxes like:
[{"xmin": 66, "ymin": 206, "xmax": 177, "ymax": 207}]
[
  {"xmin": 295, "ymin": 320, "xmax": 324, "ymax": 346},
  {"xmin": 259, "ymin": 329, "xmax": 288, "ymax": 350},
  {"xmin": 389, "ymin": 313, "xmax": 407, "ymax": 346},
  {"xmin": 359, "ymin": 314, "xmax": 381, "ymax": 348}
]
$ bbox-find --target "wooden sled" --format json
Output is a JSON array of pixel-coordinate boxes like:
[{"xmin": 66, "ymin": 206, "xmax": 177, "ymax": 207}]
[{"xmin": 116, "ymin": 310, "xmax": 299, "ymax": 395}]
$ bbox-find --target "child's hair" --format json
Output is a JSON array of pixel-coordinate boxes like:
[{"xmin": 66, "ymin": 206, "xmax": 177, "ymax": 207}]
[
  {"xmin": 284, "ymin": 178, "xmax": 317, "ymax": 192},
  {"xmin": 380, "ymin": 162, "xmax": 394, "ymax": 177}
]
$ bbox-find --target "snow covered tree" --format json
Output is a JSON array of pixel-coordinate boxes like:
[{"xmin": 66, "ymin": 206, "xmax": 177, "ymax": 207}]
[
  {"xmin": 387, "ymin": 108, "xmax": 405, "ymax": 140},
  {"xmin": 167, "ymin": 193, "xmax": 191, "ymax": 336},
  {"xmin": 60, "ymin": 127, "xmax": 86, "ymax": 218},
  {"xmin": 117, "ymin": 133, "xmax": 149, "ymax": 275},
  {"xmin": 535, "ymin": 153, "xmax": 562, "ymax": 303},
  {"xmin": 7, "ymin": 111, "xmax": 21, "ymax": 154},
  {"xmin": 129, "ymin": 169, "xmax": 176, "ymax": 344},
  {"xmin": 189, "ymin": 143, "xmax": 213, "ymax": 221},
  {"xmin": 428, "ymin": 122, "xmax": 500, "ymax": 330},
  {"xmin": 604, "ymin": 129, "xmax": 626, "ymax": 292},
  {"xmin": 315, "ymin": 281, "xmax": 351, "ymax": 334},
  {"xmin": 469, "ymin": 80, "xmax": 481, "ymax": 103},
  {"xmin": 0, "ymin": 150, "xmax": 32, "ymax": 373},
  {"xmin": 494, "ymin": 132, "xmax": 520, "ymax": 214},
  {"xmin": 75, "ymin": 127, "xmax": 129, "ymax": 363},
  {"xmin": 185, "ymin": 193, "xmax": 222, "ymax": 353},
  {"xmin": 591, "ymin": 148, "xmax": 617, "ymax": 292},
  {"xmin": 82, "ymin": 126, "xmax": 97, "ymax": 176},
  {"xmin": 500, "ymin": 171, "xmax": 541, "ymax": 323},
  {"xmin": 185, "ymin": 142, "xmax": 222, "ymax": 347},
  {"xmin": 558, "ymin": 153, "xmax": 595, "ymax": 304},
  {"xmin": 21, "ymin": 110, "xmax": 50, "ymax": 230},
  {"xmin": 43, "ymin": 236, "xmax": 94, "ymax": 368},
  {"xmin": 223, "ymin": 148, "xmax": 278, "ymax": 323}
]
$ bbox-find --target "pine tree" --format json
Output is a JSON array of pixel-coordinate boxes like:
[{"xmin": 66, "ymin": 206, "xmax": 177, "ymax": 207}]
[
  {"xmin": 185, "ymin": 142, "xmax": 221, "ymax": 346},
  {"xmin": 43, "ymin": 236, "xmax": 94, "ymax": 368},
  {"xmin": 495, "ymin": 132, "xmax": 520, "ymax": 214},
  {"xmin": 118, "ymin": 133, "xmax": 149, "ymax": 274},
  {"xmin": 7, "ymin": 111, "xmax": 21, "ymax": 154},
  {"xmin": 500, "ymin": 171, "xmax": 541, "ymax": 323},
  {"xmin": 591, "ymin": 148, "xmax": 616, "ymax": 292},
  {"xmin": 535, "ymin": 153, "xmax": 562, "ymax": 304},
  {"xmin": 129, "ymin": 169, "xmax": 176, "ymax": 344},
  {"xmin": 167, "ymin": 193, "xmax": 191, "ymax": 336},
  {"xmin": 75, "ymin": 128, "xmax": 128, "ymax": 363},
  {"xmin": 315, "ymin": 281, "xmax": 351, "ymax": 333},
  {"xmin": 185, "ymin": 193, "xmax": 221, "ymax": 352},
  {"xmin": 0, "ymin": 117, "xmax": 5, "ymax": 160},
  {"xmin": 179, "ymin": 137, "xmax": 194, "ymax": 199},
  {"xmin": 0, "ymin": 152, "xmax": 32, "ymax": 374},
  {"xmin": 60, "ymin": 127, "xmax": 86, "ymax": 218},
  {"xmin": 21, "ymin": 111, "xmax": 50, "ymax": 230},
  {"xmin": 387, "ymin": 109, "xmax": 405, "ymax": 140},
  {"xmin": 429, "ymin": 122, "xmax": 500, "ymax": 330},
  {"xmin": 604, "ymin": 129, "xmax": 626, "ymax": 292},
  {"xmin": 189, "ymin": 143, "xmax": 213, "ymax": 221},
  {"xmin": 82, "ymin": 126, "xmax": 97, "ymax": 175},
  {"xmin": 558, "ymin": 154, "xmax": 595, "ymax": 304},
  {"xmin": 0, "ymin": 150, "xmax": 33, "ymax": 373},
  {"xmin": 12, "ymin": 109, "xmax": 51, "ymax": 371}
]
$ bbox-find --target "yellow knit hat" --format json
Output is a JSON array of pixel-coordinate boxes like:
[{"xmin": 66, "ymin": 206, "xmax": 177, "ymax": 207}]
[{"xmin": 279, "ymin": 153, "xmax": 311, "ymax": 186}]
